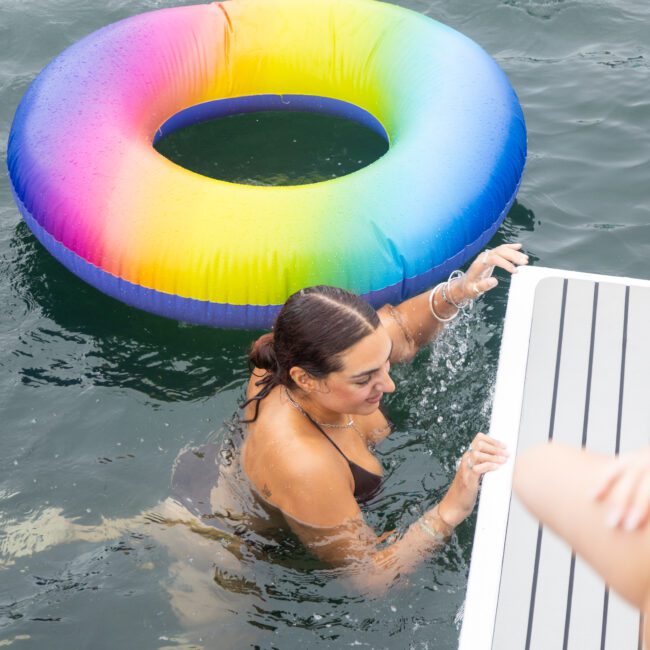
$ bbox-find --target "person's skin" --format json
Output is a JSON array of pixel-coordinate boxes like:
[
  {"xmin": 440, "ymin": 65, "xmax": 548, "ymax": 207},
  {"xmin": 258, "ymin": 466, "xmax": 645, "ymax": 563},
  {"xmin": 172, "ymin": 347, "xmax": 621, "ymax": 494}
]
[
  {"xmin": 0, "ymin": 244, "xmax": 528, "ymax": 596},
  {"xmin": 242, "ymin": 243, "xmax": 528, "ymax": 592},
  {"xmin": 514, "ymin": 443, "xmax": 650, "ymax": 646},
  {"xmin": 594, "ymin": 446, "xmax": 650, "ymax": 531}
]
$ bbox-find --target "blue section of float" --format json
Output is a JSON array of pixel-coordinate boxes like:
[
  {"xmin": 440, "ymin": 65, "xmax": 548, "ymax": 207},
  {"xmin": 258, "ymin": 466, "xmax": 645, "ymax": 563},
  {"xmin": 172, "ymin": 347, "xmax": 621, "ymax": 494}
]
[{"xmin": 10, "ymin": 170, "xmax": 518, "ymax": 329}]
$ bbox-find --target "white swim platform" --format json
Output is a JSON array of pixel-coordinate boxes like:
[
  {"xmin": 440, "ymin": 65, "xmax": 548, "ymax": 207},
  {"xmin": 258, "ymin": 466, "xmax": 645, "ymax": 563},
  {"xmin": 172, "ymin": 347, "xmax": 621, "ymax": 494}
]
[{"xmin": 459, "ymin": 266, "xmax": 650, "ymax": 650}]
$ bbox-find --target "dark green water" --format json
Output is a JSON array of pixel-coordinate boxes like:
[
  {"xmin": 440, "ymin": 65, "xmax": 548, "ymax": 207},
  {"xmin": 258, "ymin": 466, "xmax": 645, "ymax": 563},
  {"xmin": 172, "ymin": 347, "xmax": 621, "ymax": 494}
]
[
  {"xmin": 155, "ymin": 111, "xmax": 389, "ymax": 185},
  {"xmin": 1, "ymin": 0, "xmax": 649, "ymax": 648}
]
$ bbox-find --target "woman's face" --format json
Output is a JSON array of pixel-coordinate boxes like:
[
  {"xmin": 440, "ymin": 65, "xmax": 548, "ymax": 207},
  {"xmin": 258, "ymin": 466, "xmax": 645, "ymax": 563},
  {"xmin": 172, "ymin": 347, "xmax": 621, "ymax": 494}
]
[{"xmin": 313, "ymin": 325, "xmax": 396, "ymax": 415}]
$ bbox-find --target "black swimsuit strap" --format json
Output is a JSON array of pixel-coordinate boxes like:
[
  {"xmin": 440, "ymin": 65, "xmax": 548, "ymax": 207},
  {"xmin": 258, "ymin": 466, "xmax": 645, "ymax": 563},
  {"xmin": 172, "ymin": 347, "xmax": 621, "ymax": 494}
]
[
  {"xmin": 302, "ymin": 411, "xmax": 353, "ymax": 462},
  {"xmin": 302, "ymin": 411, "xmax": 382, "ymax": 502}
]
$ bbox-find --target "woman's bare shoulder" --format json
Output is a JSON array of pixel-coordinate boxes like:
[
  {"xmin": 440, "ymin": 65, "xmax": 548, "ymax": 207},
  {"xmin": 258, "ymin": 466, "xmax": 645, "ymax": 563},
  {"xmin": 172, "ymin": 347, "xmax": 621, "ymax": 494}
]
[
  {"xmin": 243, "ymin": 411, "xmax": 358, "ymax": 527},
  {"xmin": 245, "ymin": 411, "xmax": 342, "ymax": 482}
]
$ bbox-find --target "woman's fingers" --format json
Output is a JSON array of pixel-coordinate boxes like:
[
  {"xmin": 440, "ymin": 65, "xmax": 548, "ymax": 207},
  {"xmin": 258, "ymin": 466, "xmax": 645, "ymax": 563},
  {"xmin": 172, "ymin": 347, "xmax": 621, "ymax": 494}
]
[
  {"xmin": 624, "ymin": 473, "xmax": 650, "ymax": 530},
  {"xmin": 604, "ymin": 464, "xmax": 644, "ymax": 528},
  {"xmin": 474, "ymin": 276, "xmax": 499, "ymax": 295},
  {"xmin": 486, "ymin": 246, "xmax": 529, "ymax": 274},
  {"xmin": 592, "ymin": 460, "xmax": 626, "ymax": 500},
  {"xmin": 471, "ymin": 432, "xmax": 507, "ymax": 452},
  {"xmin": 471, "ymin": 450, "xmax": 508, "ymax": 465},
  {"xmin": 491, "ymin": 257, "xmax": 519, "ymax": 275},
  {"xmin": 465, "ymin": 433, "xmax": 509, "ymax": 474},
  {"xmin": 492, "ymin": 242, "xmax": 527, "ymax": 260},
  {"xmin": 472, "ymin": 461, "xmax": 502, "ymax": 475},
  {"xmin": 463, "ymin": 244, "xmax": 528, "ymax": 300},
  {"xmin": 591, "ymin": 448, "xmax": 650, "ymax": 531}
]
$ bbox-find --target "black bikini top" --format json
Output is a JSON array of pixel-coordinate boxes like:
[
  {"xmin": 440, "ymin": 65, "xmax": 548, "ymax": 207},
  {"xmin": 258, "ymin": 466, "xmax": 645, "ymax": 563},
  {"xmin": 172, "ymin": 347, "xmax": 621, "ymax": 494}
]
[{"xmin": 303, "ymin": 413, "xmax": 382, "ymax": 502}]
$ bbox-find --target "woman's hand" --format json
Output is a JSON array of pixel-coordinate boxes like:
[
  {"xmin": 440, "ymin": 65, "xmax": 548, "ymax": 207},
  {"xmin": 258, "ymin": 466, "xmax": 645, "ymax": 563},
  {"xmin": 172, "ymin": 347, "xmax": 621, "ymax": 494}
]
[
  {"xmin": 592, "ymin": 446, "xmax": 650, "ymax": 531},
  {"xmin": 451, "ymin": 243, "xmax": 529, "ymax": 305},
  {"xmin": 439, "ymin": 432, "xmax": 509, "ymax": 527}
]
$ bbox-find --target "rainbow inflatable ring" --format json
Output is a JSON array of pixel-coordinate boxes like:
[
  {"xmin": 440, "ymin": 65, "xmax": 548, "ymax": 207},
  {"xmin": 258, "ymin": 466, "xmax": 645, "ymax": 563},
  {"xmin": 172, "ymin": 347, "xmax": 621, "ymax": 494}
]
[{"xmin": 8, "ymin": 0, "xmax": 526, "ymax": 329}]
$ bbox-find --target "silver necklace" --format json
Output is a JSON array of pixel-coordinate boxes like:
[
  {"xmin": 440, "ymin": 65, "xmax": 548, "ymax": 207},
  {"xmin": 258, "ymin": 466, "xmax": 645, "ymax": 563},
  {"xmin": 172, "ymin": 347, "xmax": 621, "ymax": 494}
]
[{"xmin": 284, "ymin": 387, "xmax": 354, "ymax": 429}]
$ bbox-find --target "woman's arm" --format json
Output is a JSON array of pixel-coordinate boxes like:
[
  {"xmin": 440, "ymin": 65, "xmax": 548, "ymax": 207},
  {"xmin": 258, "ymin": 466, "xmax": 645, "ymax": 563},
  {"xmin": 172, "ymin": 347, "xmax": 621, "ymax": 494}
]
[
  {"xmin": 380, "ymin": 243, "xmax": 528, "ymax": 363},
  {"xmin": 272, "ymin": 432, "xmax": 507, "ymax": 594}
]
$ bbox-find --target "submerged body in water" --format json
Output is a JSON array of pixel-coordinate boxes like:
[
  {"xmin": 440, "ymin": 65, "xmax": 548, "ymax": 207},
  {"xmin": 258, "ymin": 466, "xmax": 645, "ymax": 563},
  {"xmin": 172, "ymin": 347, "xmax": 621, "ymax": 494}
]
[
  {"xmin": 0, "ymin": 245, "xmax": 527, "ymax": 637},
  {"xmin": 232, "ymin": 249, "xmax": 526, "ymax": 589}
]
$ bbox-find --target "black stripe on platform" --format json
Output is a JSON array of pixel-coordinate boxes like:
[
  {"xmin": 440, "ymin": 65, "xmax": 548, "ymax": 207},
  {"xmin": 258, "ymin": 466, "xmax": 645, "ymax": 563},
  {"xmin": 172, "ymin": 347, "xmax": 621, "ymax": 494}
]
[
  {"xmin": 615, "ymin": 285, "xmax": 630, "ymax": 457},
  {"xmin": 525, "ymin": 278, "xmax": 568, "ymax": 650},
  {"xmin": 563, "ymin": 282, "xmax": 599, "ymax": 649},
  {"xmin": 601, "ymin": 589, "xmax": 610, "ymax": 650},
  {"xmin": 600, "ymin": 284, "xmax": 630, "ymax": 650},
  {"xmin": 638, "ymin": 612, "xmax": 645, "ymax": 650}
]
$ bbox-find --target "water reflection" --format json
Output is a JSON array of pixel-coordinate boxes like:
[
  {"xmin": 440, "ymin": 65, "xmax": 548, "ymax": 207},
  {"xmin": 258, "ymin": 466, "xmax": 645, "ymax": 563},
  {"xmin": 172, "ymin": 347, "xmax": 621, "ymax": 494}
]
[
  {"xmin": 3, "ymin": 173, "xmax": 536, "ymax": 646},
  {"xmin": 154, "ymin": 110, "xmax": 388, "ymax": 186},
  {"xmin": 501, "ymin": 0, "xmax": 568, "ymax": 21},
  {"xmin": 0, "ymin": 287, "xmax": 491, "ymax": 647},
  {"xmin": 6, "ymin": 196, "xmax": 537, "ymax": 404},
  {"xmin": 6, "ymin": 222, "xmax": 252, "ymax": 401},
  {"xmin": 493, "ymin": 199, "xmax": 537, "ymax": 239}
]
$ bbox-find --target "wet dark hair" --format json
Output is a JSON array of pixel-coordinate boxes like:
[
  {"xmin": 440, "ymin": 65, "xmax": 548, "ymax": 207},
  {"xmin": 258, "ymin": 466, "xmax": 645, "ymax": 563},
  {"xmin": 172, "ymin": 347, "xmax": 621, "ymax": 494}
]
[{"xmin": 241, "ymin": 286, "xmax": 380, "ymax": 423}]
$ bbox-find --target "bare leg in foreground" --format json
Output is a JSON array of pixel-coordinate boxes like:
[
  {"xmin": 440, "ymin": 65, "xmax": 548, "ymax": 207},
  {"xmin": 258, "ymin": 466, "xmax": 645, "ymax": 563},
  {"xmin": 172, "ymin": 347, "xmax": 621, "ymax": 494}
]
[{"xmin": 513, "ymin": 442, "xmax": 650, "ymax": 646}]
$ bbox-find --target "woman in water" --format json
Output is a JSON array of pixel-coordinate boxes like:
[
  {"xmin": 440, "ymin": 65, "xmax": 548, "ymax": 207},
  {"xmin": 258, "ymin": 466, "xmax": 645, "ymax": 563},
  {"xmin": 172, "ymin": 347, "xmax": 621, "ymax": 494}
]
[
  {"xmin": 1, "ymin": 243, "xmax": 528, "ymax": 600},
  {"xmin": 237, "ymin": 243, "xmax": 527, "ymax": 590}
]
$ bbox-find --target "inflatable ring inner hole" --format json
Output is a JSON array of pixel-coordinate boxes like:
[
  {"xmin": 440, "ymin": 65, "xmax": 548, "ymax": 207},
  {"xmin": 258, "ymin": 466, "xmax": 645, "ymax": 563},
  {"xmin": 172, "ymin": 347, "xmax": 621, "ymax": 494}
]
[{"xmin": 153, "ymin": 94, "xmax": 390, "ymax": 187}]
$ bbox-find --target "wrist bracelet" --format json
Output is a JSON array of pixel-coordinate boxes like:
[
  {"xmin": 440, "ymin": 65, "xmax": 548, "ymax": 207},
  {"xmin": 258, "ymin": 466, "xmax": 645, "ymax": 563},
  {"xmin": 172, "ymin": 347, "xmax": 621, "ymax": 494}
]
[
  {"xmin": 418, "ymin": 505, "xmax": 454, "ymax": 543},
  {"xmin": 440, "ymin": 282, "xmax": 455, "ymax": 306},
  {"xmin": 446, "ymin": 270, "xmax": 473, "ymax": 311},
  {"xmin": 418, "ymin": 518, "xmax": 448, "ymax": 543},
  {"xmin": 435, "ymin": 503, "xmax": 455, "ymax": 532},
  {"xmin": 428, "ymin": 284, "xmax": 458, "ymax": 323}
]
